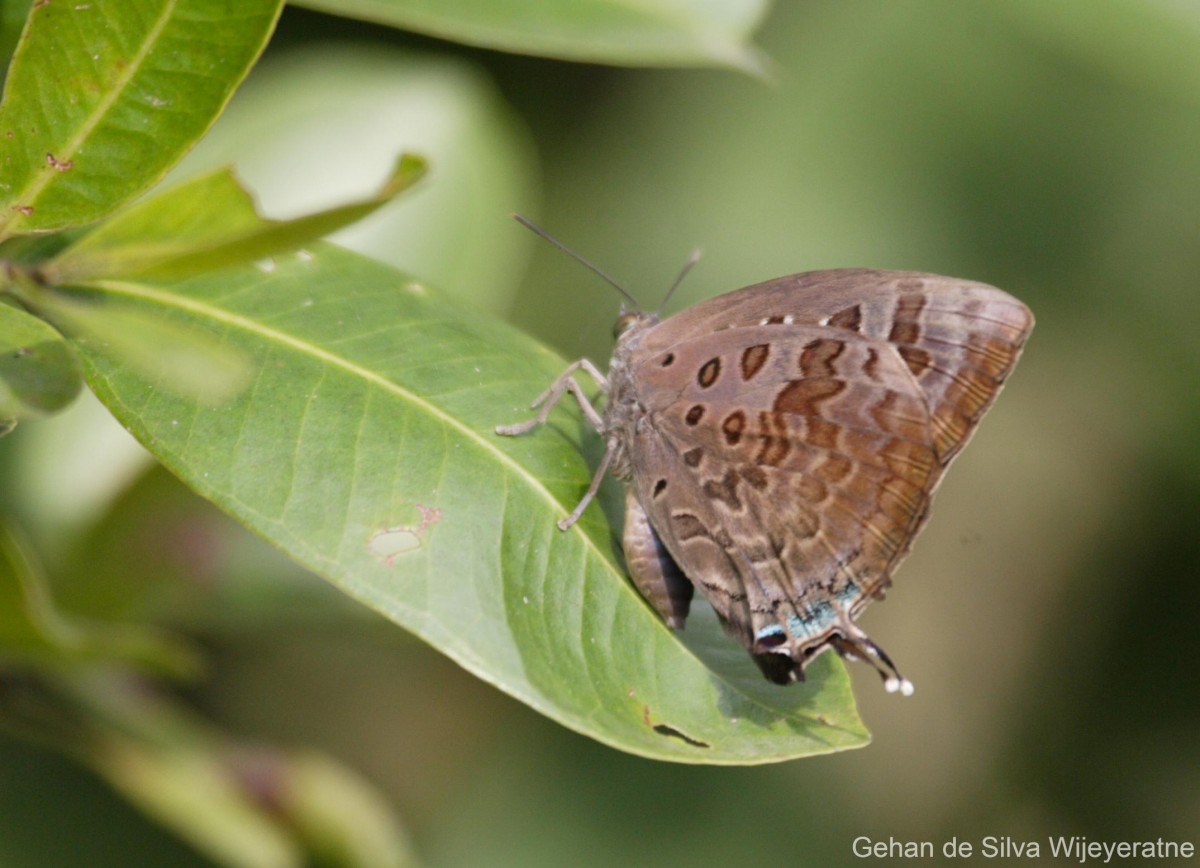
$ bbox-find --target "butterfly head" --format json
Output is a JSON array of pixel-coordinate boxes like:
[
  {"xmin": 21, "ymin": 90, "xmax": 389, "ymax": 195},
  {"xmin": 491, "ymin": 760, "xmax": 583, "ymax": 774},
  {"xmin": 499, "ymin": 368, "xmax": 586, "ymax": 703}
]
[{"xmin": 612, "ymin": 309, "xmax": 659, "ymax": 340}]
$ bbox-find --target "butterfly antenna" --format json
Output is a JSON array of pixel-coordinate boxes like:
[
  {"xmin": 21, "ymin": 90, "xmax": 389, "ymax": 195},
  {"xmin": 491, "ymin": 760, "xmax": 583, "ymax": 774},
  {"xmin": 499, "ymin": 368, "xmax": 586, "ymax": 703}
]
[
  {"xmin": 656, "ymin": 247, "xmax": 702, "ymax": 316},
  {"xmin": 512, "ymin": 214, "xmax": 640, "ymax": 309}
]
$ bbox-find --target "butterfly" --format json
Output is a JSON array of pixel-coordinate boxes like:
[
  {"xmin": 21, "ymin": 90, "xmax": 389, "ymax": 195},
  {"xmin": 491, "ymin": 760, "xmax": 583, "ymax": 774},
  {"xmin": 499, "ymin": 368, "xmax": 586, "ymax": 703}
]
[{"xmin": 498, "ymin": 217, "xmax": 1033, "ymax": 691}]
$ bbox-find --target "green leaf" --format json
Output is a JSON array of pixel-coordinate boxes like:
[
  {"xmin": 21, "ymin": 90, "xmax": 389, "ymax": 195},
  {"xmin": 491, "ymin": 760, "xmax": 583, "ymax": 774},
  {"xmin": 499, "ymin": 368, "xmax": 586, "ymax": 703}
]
[
  {"xmin": 0, "ymin": 300, "xmax": 82, "ymax": 424},
  {"xmin": 278, "ymin": 752, "xmax": 420, "ymax": 868},
  {"xmin": 45, "ymin": 154, "xmax": 428, "ymax": 283},
  {"xmin": 67, "ymin": 244, "xmax": 868, "ymax": 763},
  {"xmin": 1, "ymin": 674, "xmax": 411, "ymax": 868},
  {"xmin": 0, "ymin": 0, "xmax": 32, "ymax": 73},
  {"xmin": 0, "ymin": 0, "xmax": 283, "ymax": 238},
  {"xmin": 0, "ymin": 522, "xmax": 199, "ymax": 676},
  {"xmin": 168, "ymin": 44, "xmax": 540, "ymax": 313},
  {"xmin": 292, "ymin": 0, "xmax": 772, "ymax": 74}
]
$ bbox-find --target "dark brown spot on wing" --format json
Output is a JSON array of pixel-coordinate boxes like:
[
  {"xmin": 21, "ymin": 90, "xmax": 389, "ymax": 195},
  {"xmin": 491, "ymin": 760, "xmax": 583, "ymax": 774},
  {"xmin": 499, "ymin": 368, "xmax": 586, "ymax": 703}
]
[
  {"xmin": 827, "ymin": 304, "xmax": 863, "ymax": 332},
  {"xmin": 803, "ymin": 417, "xmax": 841, "ymax": 450},
  {"xmin": 816, "ymin": 454, "xmax": 853, "ymax": 483},
  {"xmin": 722, "ymin": 410, "xmax": 746, "ymax": 445},
  {"xmin": 702, "ymin": 469, "xmax": 742, "ymax": 510},
  {"xmin": 685, "ymin": 404, "xmax": 705, "ymax": 425},
  {"xmin": 863, "ymin": 348, "xmax": 882, "ymax": 382},
  {"xmin": 698, "ymin": 357, "xmax": 721, "ymax": 388},
  {"xmin": 653, "ymin": 479, "xmax": 667, "ymax": 497},
  {"xmin": 773, "ymin": 378, "xmax": 846, "ymax": 415},
  {"xmin": 888, "ymin": 293, "xmax": 925, "ymax": 345},
  {"xmin": 799, "ymin": 338, "xmax": 846, "ymax": 378},
  {"xmin": 755, "ymin": 411, "xmax": 791, "ymax": 466},
  {"xmin": 673, "ymin": 513, "xmax": 708, "ymax": 541},
  {"xmin": 795, "ymin": 475, "xmax": 829, "ymax": 504},
  {"xmin": 683, "ymin": 447, "xmax": 704, "ymax": 468},
  {"xmin": 897, "ymin": 345, "xmax": 931, "ymax": 376},
  {"xmin": 660, "ymin": 353, "xmax": 675, "ymax": 367},
  {"xmin": 742, "ymin": 466, "xmax": 769, "ymax": 490},
  {"xmin": 741, "ymin": 344, "xmax": 770, "ymax": 380}
]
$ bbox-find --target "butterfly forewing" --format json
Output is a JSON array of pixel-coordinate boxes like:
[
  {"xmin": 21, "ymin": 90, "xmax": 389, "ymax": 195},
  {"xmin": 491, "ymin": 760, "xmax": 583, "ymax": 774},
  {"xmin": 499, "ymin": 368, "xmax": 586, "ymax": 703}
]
[{"xmin": 615, "ymin": 270, "xmax": 1032, "ymax": 684}]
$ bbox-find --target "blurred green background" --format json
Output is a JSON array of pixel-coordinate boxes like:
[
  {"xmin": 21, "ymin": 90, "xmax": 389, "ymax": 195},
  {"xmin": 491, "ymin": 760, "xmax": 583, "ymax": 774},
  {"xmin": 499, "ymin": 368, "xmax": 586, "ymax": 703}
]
[{"xmin": 3, "ymin": 0, "xmax": 1199, "ymax": 865}]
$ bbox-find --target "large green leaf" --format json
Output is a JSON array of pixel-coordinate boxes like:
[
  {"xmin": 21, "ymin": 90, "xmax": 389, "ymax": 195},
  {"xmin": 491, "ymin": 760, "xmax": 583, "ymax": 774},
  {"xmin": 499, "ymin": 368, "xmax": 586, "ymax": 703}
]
[
  {"xmin": 0, "ymin": 0, "xmax": 283, "ymax": 237},
  {"xmin": 293, "ymin": 0, "xmax": 772, "ymax": 74},
  {"xmin": 66, "ymin": 245, "xmax": 868, "ymax": 763}
]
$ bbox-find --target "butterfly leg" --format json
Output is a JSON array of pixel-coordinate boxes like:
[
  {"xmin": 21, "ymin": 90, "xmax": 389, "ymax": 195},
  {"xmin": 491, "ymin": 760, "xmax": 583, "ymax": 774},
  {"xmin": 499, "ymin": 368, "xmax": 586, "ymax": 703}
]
[
  {"xmin": 495, "ymin": 359, "xmax": 608, "ymax": 437},
  {"xmin": 556, "ymin": 439, "xmax": 615, "ymax": 530},
  {"xmin": 621, "ymin": 490, "xmax": 694, "ymax": 628}
]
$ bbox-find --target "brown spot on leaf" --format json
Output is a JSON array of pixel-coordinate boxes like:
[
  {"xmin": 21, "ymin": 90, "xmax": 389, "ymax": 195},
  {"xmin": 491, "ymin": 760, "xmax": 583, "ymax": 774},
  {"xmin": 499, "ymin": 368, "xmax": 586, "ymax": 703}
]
[
  {"xmin": 46, "ymin": 152, "xmax": 73, "ymax": 172},
  {"xmin": 368, "ymin": 504, "xmax": 442, "ymax": 566}
]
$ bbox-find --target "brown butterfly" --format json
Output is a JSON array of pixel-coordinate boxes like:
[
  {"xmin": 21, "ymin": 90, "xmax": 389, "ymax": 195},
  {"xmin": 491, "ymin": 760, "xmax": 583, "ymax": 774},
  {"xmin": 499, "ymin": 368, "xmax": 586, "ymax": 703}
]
[{"xmin": 499, "ymin": 218, "xmax": 1033, "ymax": 691}]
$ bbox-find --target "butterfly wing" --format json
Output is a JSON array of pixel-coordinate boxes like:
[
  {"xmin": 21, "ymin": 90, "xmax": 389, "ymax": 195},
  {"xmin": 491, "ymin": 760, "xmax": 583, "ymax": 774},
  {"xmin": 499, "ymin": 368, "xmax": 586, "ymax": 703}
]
[
  {"xmin": 620, "ymin": 270, "xmax": 1032, "ymax": 682},
  {"xmin": 636, "ymin": 269, "xmax": 1033, "ymax": 465}
]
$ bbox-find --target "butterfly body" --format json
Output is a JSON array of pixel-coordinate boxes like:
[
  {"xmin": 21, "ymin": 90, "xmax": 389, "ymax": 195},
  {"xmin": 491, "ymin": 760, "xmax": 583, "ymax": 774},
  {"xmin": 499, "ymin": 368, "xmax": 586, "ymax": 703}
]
[{"xmin": 501, "ymin": 267, "xmax": 1032, "ymax": 690}]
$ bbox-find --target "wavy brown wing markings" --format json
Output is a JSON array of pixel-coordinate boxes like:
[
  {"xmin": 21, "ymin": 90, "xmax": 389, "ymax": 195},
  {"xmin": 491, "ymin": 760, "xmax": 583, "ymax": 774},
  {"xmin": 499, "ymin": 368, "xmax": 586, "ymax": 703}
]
[
  {"xmin": 838, "ymin": 276, "xmax": 1033, "ymax": 465},
  {"xmin": 652, "ymin": 411, "xmax": 933, "ymax": 682},
  {"xmin": 625, "ymin": 430, "xmax": 759, "ymax": 652},
  {"xmin": 628, "ymin": 412, "xmax": 869, "ymax": 680},
  {"xmin": 643, "ymin": 326, "xmax": 943, "ymax": 663},
  {"xmin": 891, "ymin": 294, "xmax": 1032, "ymax": 463},
  {"xmin": 634, "ymin": 273, "xmax": 1031, "ymax": 432}
]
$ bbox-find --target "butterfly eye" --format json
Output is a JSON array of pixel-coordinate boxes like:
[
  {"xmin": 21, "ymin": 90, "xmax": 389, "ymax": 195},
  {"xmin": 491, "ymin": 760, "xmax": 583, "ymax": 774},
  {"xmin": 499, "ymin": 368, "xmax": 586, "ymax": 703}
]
[{"xmin": 613, "ymin": 312, "xmax": 640, "ymax": 338}]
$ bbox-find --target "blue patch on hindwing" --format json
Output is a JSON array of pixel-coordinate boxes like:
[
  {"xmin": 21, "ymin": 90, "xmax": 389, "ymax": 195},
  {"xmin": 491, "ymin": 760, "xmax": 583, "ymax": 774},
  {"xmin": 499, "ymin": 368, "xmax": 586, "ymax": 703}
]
[{"xmin": 754, "ymin": 624, "xmax": 786, "ymax": 642}]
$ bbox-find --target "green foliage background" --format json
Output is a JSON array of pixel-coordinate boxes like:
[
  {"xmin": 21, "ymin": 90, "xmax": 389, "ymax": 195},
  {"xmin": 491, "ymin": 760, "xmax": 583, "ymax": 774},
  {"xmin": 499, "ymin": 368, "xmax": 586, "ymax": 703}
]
[{"xmin": 2, "ymin": 0, "xmax": 1200, "ymax": 865}]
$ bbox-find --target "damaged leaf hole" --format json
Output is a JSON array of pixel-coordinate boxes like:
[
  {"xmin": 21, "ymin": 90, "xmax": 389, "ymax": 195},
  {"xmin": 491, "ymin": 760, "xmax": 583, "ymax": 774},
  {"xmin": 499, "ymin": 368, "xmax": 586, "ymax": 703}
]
[
  {"xmin": 367, "ymin": 503, "xmax": 441, "ymax": 566},
  {"xmin": 642, "ymin": 704, "xmax": 710, "ymax": 749}
]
